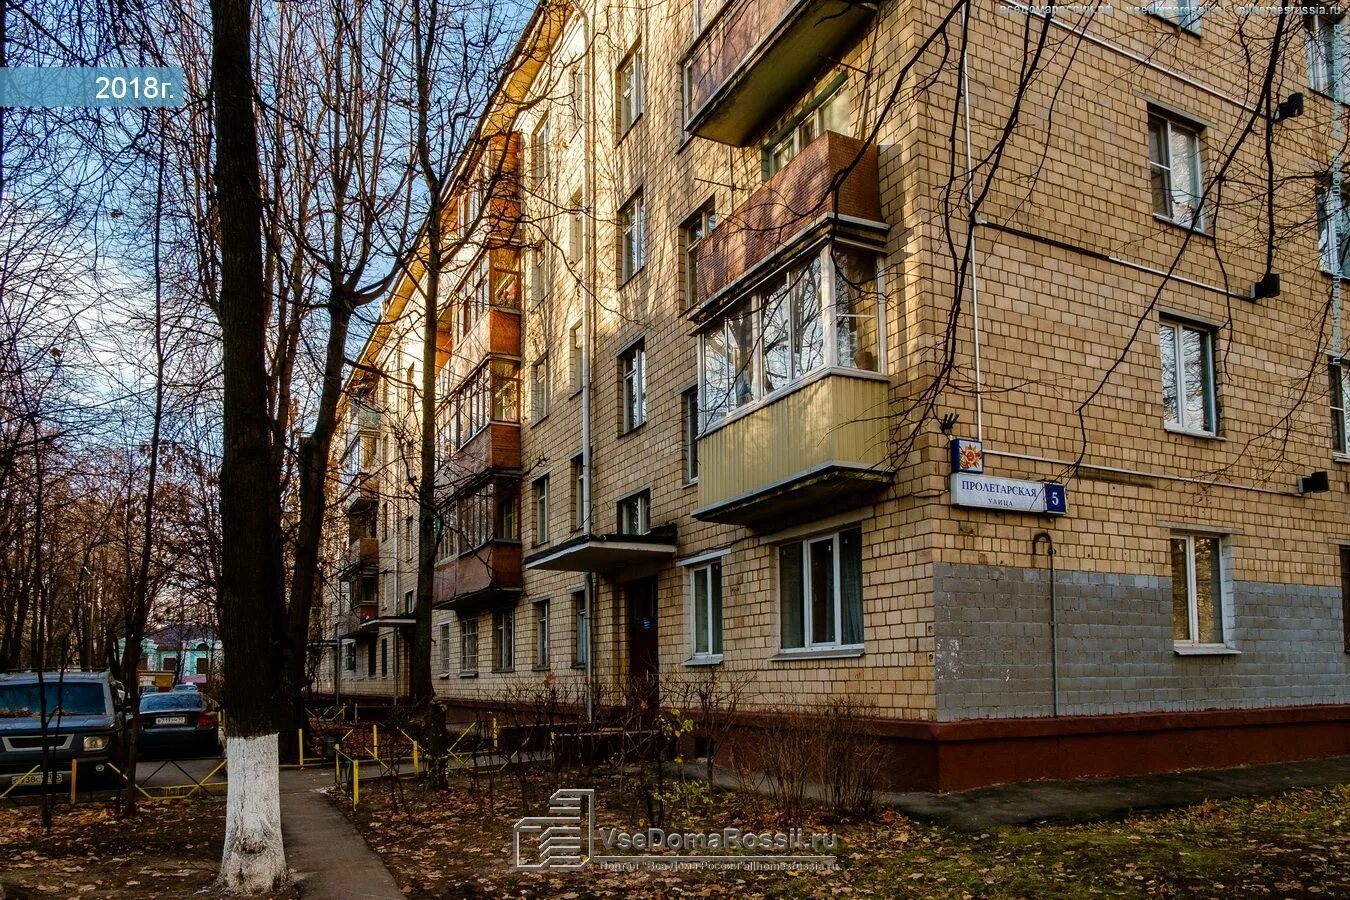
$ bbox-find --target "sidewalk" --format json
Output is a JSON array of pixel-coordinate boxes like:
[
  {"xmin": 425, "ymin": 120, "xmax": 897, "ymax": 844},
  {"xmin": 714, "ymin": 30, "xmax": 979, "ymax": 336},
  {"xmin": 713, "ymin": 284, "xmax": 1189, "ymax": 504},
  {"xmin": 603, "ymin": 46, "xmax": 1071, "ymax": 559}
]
[
  {"xmin": 680, "ymin": 753, "xmax": 1350, "ymax": 832},
  {"xmin": 280, "ymin": 768, "xmax": 404, "ymax": 899}
]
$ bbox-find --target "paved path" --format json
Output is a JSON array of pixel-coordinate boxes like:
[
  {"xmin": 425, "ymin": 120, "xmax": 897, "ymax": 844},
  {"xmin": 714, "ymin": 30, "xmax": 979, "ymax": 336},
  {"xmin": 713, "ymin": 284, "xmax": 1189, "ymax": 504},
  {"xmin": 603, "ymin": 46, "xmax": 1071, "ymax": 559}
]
[{"xmin": 280, "ymin": 768, "xmax": 404, "ymax": 899}]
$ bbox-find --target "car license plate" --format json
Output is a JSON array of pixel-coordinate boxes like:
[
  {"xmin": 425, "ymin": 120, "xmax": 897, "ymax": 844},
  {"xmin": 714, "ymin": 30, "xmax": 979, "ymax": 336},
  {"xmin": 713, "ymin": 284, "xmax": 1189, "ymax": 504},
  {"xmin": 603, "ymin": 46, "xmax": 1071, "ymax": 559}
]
[
  {"xmin": 158, "ymin": 716, "xmax": 187, "ymax": 726},
  {"xmin": 12, "ymin": 772, "xmax": 63, "ymax": 786}
]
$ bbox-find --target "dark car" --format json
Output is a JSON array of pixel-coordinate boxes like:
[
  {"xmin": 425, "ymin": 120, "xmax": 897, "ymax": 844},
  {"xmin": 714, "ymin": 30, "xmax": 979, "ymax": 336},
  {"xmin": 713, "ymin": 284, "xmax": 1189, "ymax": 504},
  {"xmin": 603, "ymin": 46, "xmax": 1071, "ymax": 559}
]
[
  {"xmin": 0, "ymin": 671, "xmax": 126, "ymax": 791},
  {"xmin": 137, "ymin": 690, "xmax": 219, "ymax": 757}
]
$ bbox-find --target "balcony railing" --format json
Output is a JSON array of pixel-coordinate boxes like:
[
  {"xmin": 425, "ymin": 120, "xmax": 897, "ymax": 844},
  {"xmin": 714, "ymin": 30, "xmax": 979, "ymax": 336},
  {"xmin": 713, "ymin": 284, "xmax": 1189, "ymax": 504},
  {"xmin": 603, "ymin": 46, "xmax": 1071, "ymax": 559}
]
[
  {"xmin": 693, "ymin": 372, "xmax": 891, "ymax": 526},
  {"xmin": 433, "ymin": 541, "xmax": 522, "ymax": 611},
  {"xmin": 683, "ymin": 0, "xmax": 876, "ymax": 145},
  {"xmin": 337, "ymin": 537, "xmax": 379, "ymax": 580},
  {"xmin": 694, "ymin": 131, "xmax": 882, "ymax": 309}
]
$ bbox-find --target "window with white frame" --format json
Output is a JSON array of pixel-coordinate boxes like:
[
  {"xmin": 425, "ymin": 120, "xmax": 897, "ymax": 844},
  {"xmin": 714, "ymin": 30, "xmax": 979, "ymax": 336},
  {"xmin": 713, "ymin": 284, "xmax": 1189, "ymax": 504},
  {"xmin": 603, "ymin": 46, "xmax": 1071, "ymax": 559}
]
[
  {"xmin": 1333, "ymin": 362, "xmax": 1350, "ymax": 454},
  {"xmin": 439, "ymin": 622, "xmax": 451, "ymax": 674},
  {"xmin": 779, "ymin": 527, "xmax": 863, "ymax": 650},
  {"xmin": 568, "ymin": 190, "xmax": 584, "ymax": 261},
  {"xmin": 618, "ymin": 490, "xmax": 650, "ymax": 535},
  {"xmin": 460, "ymin": 617, "xmax": 479, "ymax": 674},
  {"xmin": 683, "ymin": 388, "xmax": 700, "ymax": 483},
  {"xmin": 533, "ymin": 475, "xmax": 550, "ymax": 544},
  {"xmin": 1306, "ymin": 12, "xmax": 1343, "ymax": 96},
  {"xmin": 532, "ymin": 117, "xmax": 551, "ymax": 188},
  {"xmin": 690, "ymin": 561, "xmax": 723, "ymax": 659},
  {"xmin": 1170, "ymin": 533, "xmax": 1228, "ymax": 647},
  {"xmin": 1147, "ymin": 0, "xmax": 1200, "ymax": 31},
  {"xmin": 493, "ymin": 608, "xmax": 515, "ymax": 671},
  {"xmin": 530, "ymin": 244, "xmax": 551, "ymax": 302},
  {"xmin": 617, "ymin": 45, "xmax": 644, "ymax": 134},
  {"xmin": 1148, "ymin": 112, "xmax": 1204, "ymax": 229},
  {"xmin": 694, "ymin": 0, "xmax": 727, "ymax": 32},
  {"xmin": 343, "ymin": 642, "xmax": 356, "ymax": 672},
  {"xmin": 571, "ymin": 456, "xmax": 585, "ymax": 531},
  {"xmin": 1158, "ymin": 319, "xmax": 1218, "ymax": 435},
  {"xmin": 451, "ymin": 360, "xmax": 520, "ymax": 448},
  {"xmin": 682, "ymin": 202, "xmax": 717, "ymax": 309},
  {"xmin": 573, "ymin": 590, "xmax": 589, "ymax": 667},
  {"xmin": 620, "ymin": 341, "xmax": 647, "ymax": 431},
  {"xmin": 403, "ymin": 589, "xmax": 413, "ymax": 615},
  {"xmin": 569, "ymin": 321, "xmax": 584, "ymax": 392},
  {"xmin": 700, "ymin": 245, "xmax": 881, "ymax": 428},
  {"xmin": 764, "ymin": 81, "xmax": 851, "ymax": 179},
  {"xmin": 404, "ymin": 516, "xmax": 414, "ymax": 560},
  {"xmin": 1317, "ymin": 184, "xmax": 1350, "ymax": 278},
  {"xmin": 619, "ymin": 192, "xmax": 646, "ymax": 282},
  {"xmin": 534, "ymin": 599, "xmax": 550, "ymax": 669},
  {"xmin": 531, "ymin": 355, "xmax": 550, "ymax": 421}
]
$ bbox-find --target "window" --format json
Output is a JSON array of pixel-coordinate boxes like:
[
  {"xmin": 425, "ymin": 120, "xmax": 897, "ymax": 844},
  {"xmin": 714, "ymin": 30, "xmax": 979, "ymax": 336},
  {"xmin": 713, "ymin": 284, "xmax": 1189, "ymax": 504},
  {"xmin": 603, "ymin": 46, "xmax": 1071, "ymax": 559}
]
[
  {"xmin": 367, "ymin": 641, "xmax": 377, "ymax": 677},
  {"xmin": 404, "ymin": 515, "xmax": 414, "ymax": 560},
  {"xmin": 531, "ymin": 356, "xmax": 550, "ymax": 421},
  {"xmin": 568, "ymin": 65, "xmax": 584, "ymax": 131},
  {"xmin": 532, "ymin": 117, "xmax": 550, "ymax": 188},
  {"xmin": 571, "ymin": 456, "xmax": 585, "ymax": 531},
  {"xmin": 460, "ymin": 617, "xmax": 479, "ymax": 674},
  {"xmin": 1332, "ymin": 363, "xmax": 1349, "ymax": 454},
  {"xmin": 573, "ymin": 590, "xmax": 589, "ymax": 667},
  {"xmin": 162, "ymin": 656, "xmax": 178, "ymax": 674},
  {"xmin": 403, "ymin": 589, "xmax": 414, "ymax": 615},
  {"xmin": 617, "ymin": 46, "xmax": 644, "ymax": 134},
  {"xmin": 406, "ymin": 364, "xmax": 416, "ymax": 411},
  {"xmin": 619, "ymin": 192, "xmax": 646, "ymax": 282},
  {"xmin": 690, "ymin": 561, "xmax": 723, "ymax": 659},
  {"xmin": 1147, "ymin": 0, "xmax": 1200, "ymax": 31},
  {"xmin": 779, "ymin": 527, "xmax": 863, "ymax": 650},
  {"xmin": 195, "ymin": 656, "xmax": 209, "ymax": 676},
  {"xmin": 534, "ymin": 599, "xmax": 551, "ymax": 669},
  {"xmin": 683, "ymin": 388, "xmax": 700, "ymax": 483},
  {"xmin": 569, "ymin": 322, "xmax": 584, "ymax": 392},
  {"xmin": 1317, "ymin": 184, "xmax": 1350, "ymax": 278},
  {"xmin": 495, "ymin": 485, "xmax": 519, "ymax": 541},
  {"xmin": 530, "ymin": 245, "xmax": 551, "ymax": 303},
  {"xmin": 493, "ymin": 608, "xmax": 515, "ymax": 671},
  {"xmin": 343, "ymin": 642, "xmax": 356, "ymax": 673},
  {"xmin": 681, "ymin": 202, "xmax": 717, "ymax": 309},
  {"xmin": 380, "ymin": 638, "xmax": 389, "ymax": 677},
  {"xmin": 439, "ymin": 623, "xmax": 452, "ymax": 674},
  {"xmin": 618, "ymin": 490, "xmax": 650, "ymax": 535},
  {"xmin": 1148, "ymin": 113, "xmax": 1204, "ymax": 230},
  {"xmin": 568, "ymin": 190, "xmax": 584, "ymax": 262},
  {"xmin": 620, "ymin": 341, "xmax": 647, "ymax": 431},
  {"xmin": 1159, "ymin": 319, "xmax": 1217, "ymax": 435},
  {"xmin": 694, "ymin": 0, "xmax": 727, "ymax": 32},
  {"xmin": 534, "ymin": 476, "xmax": 551, "ymax": 544},
  {"xmin": 1340, "ymin": 546, "xmax": 1350, "ymax": 653},
  {"xmin": 451, "ymin": 360, "xmax": 520, "ymax": 448},
  {"xmin": 834, "ymin": 249, "xmax": 881, "ymax": 371},
  {"xmin": 1170, "ymin": 534, "xmax": 1228, "ymax": 647},
  {"xmin": 764, "ymin": 81, "xmax": 851, "ymax": 178}
]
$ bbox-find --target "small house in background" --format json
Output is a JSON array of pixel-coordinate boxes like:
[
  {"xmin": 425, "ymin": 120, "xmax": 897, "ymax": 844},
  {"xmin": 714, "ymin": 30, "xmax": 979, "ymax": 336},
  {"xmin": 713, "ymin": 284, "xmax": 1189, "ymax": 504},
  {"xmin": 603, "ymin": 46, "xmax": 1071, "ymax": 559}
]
[{"xmin": 134, "ymin": 625, "xmax": 221, "ymax": 686}]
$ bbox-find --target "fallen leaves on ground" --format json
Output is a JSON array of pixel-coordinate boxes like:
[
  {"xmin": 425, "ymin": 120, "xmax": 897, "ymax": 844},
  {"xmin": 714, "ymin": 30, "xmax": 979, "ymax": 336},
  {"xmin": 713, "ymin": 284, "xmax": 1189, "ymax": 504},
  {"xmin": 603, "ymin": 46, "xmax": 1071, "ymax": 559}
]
[{"xmin": 340, "ymin": 775, "xmax": 1350, "ymax": 899}]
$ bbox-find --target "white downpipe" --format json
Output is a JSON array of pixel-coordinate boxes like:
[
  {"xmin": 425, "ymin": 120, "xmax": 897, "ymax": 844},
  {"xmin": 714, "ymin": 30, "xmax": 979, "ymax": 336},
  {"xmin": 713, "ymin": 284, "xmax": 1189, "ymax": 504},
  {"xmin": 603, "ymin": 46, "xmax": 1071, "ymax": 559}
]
[
  {"xmin": 960, "ymin": 0, "xmax": 985, "ymax": 443},
  {"xmin": 217, "ymin": 733, "xmax": 286, "ymax": 893},
  {"xmin": 1334, "ymin": 22, "xmax": 1343, "ymax": 360}
]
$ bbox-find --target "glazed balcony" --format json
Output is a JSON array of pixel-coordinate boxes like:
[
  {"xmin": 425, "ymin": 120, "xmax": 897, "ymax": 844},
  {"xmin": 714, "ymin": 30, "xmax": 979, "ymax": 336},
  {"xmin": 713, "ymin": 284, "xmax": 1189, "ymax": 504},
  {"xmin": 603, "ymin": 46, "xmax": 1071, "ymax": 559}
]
[
  {"xmin": 682, "ymin": 0, "xmax": 876, "ymax": 146},
  {"xmin": 693, "ymin": 373, "xmax": 891, "ymax": 527},
  {"xmin": 444, "ymin": 307, "xmax": 521, "ymax": 388},
  {"xmin": 694, "ymin": 131, "xmax": 882, "ymax": 309},
  {"xmin": 439, "ymin": 423, "xmax": 522, "ymax": 492},
  {"xmin": 433, "ymin": 541, "xmax": 523, "ymax": 612}
]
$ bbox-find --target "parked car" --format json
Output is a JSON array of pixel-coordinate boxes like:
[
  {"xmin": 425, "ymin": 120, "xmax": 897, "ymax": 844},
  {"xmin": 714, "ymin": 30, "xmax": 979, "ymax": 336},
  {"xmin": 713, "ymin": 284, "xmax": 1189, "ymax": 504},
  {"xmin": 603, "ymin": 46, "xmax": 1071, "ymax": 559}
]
[
  {"xmin": 171, "ymin": 683, "xmax": 199, "ymax": 692},
  {"xmin": 138, "ymin": 690, "xmax": 219, "ymax": 757},
  {"xmin": 0, "ymin": 671, "xmax": 126, "ymax": 791}
]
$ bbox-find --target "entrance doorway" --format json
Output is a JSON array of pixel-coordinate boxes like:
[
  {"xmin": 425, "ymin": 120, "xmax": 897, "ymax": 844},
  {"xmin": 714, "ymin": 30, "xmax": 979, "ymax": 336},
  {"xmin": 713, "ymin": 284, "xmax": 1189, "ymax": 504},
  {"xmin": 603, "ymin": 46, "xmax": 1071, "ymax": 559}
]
[{"xmin": 625, "ymin": 577, "xmax": 659, "ymax": 716}]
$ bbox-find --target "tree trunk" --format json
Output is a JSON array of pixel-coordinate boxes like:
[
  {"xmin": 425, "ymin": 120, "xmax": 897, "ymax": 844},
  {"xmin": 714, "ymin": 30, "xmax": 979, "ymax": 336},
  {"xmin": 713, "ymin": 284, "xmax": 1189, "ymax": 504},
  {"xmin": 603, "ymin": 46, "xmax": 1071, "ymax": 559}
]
[
  {"xmin": 279, "ymin": 300, "xmax": 353, "ymax": 763},
  {"xmin": 211, "ymin": 0, "xmax": 288, "ymax": 890}
]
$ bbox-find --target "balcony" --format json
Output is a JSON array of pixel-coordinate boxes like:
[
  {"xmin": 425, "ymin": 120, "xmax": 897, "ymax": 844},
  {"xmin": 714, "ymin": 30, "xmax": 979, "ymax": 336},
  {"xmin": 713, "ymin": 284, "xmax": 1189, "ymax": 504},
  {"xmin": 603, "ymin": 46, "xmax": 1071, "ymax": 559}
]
[
  {"xmin": 683, "ymin": 0, "xmax": 876, "ymax": 146},
  {"xmin": 433, "ymin": 541, "xmax": 523, "ymax": 613},
  {"xmin": 693, "ymin": 373, "xmax": 891, "ymax": 527},
  {"xmin": 337, "ymin": 537, "xmax": 379, "ymax": 581},
  {"xmin": 524, "ymin": 527, "xmax": 679, "ymax": 573},
  {"xmin": 440, "ymin": 423, "xmax": 521, "ymax": 493},
  {"xmin": 443, "ymin": 306, "xmax": 521, "ymax": 388},
  {"xmin": 694, "ymin": 131, "xmax": 883, "ymax": 309},
  {"xmin": 344, "ymin": 473, "xmax": 380, "ymax": 515}
]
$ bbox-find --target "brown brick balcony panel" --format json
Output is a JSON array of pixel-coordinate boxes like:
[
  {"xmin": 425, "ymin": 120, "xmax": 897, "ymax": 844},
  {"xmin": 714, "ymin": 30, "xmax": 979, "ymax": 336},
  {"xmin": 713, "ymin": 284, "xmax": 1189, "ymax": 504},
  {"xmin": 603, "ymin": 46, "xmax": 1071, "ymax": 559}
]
[
  {"xmin": 694, "ymin": 132, "xmax": 880, "ymax": 307},
  {"xmin": 447, "ymin": 308, "xmax": 522, "ymax": 387},
  {"xmin": 452, "ymin": 422, "xmax": 522, "ymax": 480},
  {"xmin": 684, "ymin": 0, "xmax": 876, "ymax": 145},
  {"xmin": 433, "ymin": 542, "xmax": 523, "ymax": 607},
  {"xmin": 337, "ymin": 537, "xmax": 380, "ymax": 580},
  {"xmin": 344, "ymin": 473, "xmax": 380, "ymax": 515}
]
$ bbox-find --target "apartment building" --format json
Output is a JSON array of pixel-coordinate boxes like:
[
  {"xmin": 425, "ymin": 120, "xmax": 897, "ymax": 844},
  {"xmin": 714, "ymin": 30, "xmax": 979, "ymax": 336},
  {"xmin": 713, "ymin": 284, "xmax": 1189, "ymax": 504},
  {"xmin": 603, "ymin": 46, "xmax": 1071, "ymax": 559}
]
[{"xmin": 314, "ymin": 0, "xmax": 1350, "ymax": 789}]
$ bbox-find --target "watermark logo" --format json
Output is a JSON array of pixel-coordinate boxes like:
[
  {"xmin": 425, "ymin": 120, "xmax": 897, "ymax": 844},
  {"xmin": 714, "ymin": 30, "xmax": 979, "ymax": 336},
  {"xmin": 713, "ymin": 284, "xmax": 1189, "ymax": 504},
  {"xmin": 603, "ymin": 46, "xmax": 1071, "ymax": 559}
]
[{"xmin": 512, "ymin": 787, "xmax": 838, "ymax": 872}]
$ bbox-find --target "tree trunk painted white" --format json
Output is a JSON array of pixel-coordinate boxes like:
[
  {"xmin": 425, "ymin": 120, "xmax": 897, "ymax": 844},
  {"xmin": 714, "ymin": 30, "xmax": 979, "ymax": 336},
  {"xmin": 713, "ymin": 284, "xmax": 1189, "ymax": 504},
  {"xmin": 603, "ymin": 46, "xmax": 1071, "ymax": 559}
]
[{"xmin": 217, "ymin": 733, "xmax": 286, "ymax": 893}]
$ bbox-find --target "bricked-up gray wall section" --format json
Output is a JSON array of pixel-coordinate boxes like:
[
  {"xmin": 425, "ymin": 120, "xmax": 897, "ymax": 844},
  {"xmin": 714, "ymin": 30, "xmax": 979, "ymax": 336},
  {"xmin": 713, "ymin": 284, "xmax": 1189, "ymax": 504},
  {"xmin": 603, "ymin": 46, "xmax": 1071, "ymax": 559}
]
[{"xmin": 933, "ymin": 563, "xmax": 1350, "ymax": 721}]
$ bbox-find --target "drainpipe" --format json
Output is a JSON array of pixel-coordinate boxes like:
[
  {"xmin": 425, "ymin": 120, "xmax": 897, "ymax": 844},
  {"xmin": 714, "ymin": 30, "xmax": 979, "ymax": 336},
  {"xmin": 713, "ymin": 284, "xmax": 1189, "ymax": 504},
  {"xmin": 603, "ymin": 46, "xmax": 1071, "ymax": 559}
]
[
  {"xmin": 1032, "ymin": 531, "xmax": 1058, "ymax": 717},
  {"xmin": 575, "ymin": 3, "xmax": 597, "ymax": 723},
  {"xmin": 959, "ymin": 0, "xmax": 985, "ymax": 443}
]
